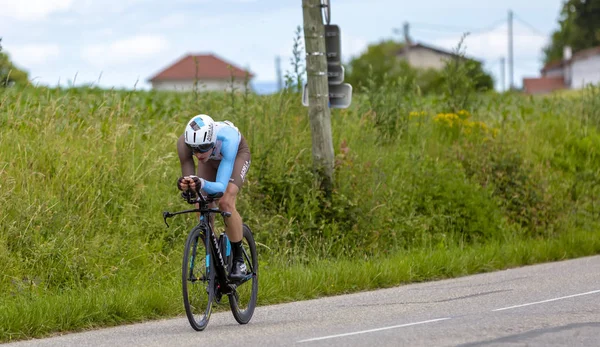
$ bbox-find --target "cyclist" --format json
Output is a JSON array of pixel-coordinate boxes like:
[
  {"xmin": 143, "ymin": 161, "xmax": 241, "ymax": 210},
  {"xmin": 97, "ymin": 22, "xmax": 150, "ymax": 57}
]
[{"xmin": 176, "ymin": 114, "xmax": 251, "ymax": 281}]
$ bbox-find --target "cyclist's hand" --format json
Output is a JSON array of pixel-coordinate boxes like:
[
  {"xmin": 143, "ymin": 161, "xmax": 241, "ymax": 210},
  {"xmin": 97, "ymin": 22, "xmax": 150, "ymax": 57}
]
[
  {"xmin": 188, "ymin": 175, "xmax": 204, "ymax": 193},
  {"xmin": 177, "ymin": 176, "xmax": 189, "ymax": 191}
]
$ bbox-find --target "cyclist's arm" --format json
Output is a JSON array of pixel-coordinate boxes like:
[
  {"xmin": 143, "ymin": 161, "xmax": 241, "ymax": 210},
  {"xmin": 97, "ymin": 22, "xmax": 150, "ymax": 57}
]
[
  {"xmin": 177, "ymin": 135, "xmax": 196, "ymax": 176},
  {"xmin": 202, "ymin": 127, "xmax": 240, "ymax": 195}
]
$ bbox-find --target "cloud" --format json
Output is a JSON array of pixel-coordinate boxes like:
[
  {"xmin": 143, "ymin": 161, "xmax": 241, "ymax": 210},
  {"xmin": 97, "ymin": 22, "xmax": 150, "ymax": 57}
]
[
  {"xmin": 70, "ymin": 0, "xmax": 148, "ymax": 16},
  {"xmin": 0, "ymin": 0, "xmax": 74, "ymax": 21},
  {"xmin": 143, "ymin": 13, "xmax": 189, "ymax": 30},
  {"xmin": 81, "ymin": 35, "xmax": 170, "ymax": 67},
  {"xmin": 7, "ymin": 44, "xmax": 61, "ymax": 66},
  {"xmin": 89, "ymin": 28, "xmax": 115, "ymax": 38}
]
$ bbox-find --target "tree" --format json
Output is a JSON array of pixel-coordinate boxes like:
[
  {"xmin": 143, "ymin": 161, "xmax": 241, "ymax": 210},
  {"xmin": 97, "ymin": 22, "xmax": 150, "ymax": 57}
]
[
  {"xmin": 0, "ymin": 38, "xmax": 30, "ymax": 87},
  {"xmin": 344, "ymin": 39, "xmax": 405, "ymax": 88},
  {"xmin": 543, "ymin": 0, "xmax": 600, "ymax": 64}
]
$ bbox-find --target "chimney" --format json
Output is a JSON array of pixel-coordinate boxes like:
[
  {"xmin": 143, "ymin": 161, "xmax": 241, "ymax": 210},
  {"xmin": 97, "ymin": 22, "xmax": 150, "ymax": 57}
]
[
  {"xmin": 563, "ymin": 46, "xmax": 572, "ymax": 88},
  {"xmin": 563, "ymin": 46, "xmax": 572, "ymax": 61}
]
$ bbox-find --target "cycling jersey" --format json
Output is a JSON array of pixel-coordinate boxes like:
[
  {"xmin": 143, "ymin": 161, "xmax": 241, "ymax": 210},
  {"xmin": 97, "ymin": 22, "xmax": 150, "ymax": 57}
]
[{"xmin": 201, "ymin": 121, "xmax": 241, "ymax": 194}]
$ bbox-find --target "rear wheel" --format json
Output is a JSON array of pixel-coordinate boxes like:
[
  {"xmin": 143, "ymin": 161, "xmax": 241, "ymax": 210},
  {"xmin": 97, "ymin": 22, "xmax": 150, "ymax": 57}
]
[
  {"xmin": 182, "ymin": 225, "xmax": 214, "ymax": 331},
  {"xmin": 229, "ymin": 224, "xmax": 258, "ymax": 324}
]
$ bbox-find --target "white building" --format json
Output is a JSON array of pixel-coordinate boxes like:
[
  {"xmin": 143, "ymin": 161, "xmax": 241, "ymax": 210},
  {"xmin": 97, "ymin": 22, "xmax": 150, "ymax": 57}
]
[
  {"xmin": 396, "ymin": 42, "xmax": 467, "ymax": 70},
  {"xmin": 523, "ymin": 45, "xmax": 600, "ymax": 94},
  {"xmin": 148, "ymin": 53, "xmax": 254, "ymax": 92},
  {"xmin": 569, "ymin": 46, "xmax": 600, "ymax": 89}
]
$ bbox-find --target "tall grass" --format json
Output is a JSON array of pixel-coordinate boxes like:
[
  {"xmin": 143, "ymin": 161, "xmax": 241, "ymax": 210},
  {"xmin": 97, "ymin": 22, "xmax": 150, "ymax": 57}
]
[{"xmin": 1, "ymin": 75, "xmax": 600, "ymax": 341}]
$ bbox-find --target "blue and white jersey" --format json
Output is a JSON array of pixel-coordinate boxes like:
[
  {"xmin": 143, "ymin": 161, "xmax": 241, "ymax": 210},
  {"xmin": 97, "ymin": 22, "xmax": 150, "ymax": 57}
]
[{"xmin": 203, "ymin": 121, "xmax": 241, "ymax": 194}]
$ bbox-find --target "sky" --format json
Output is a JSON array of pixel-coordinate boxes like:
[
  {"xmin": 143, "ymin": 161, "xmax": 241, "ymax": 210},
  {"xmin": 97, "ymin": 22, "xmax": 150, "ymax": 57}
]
[{"xmin": 0, "ymin": 0, "xmax": 565, "ymax": 93}]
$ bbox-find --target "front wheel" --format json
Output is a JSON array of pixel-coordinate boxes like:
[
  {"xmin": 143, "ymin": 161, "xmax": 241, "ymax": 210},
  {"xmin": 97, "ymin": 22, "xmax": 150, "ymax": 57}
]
[
  {"xmin": 229, "ymin": 223, "xmax": 258, "ymax": 324},
  {"xmin": 182, "ymin": 225, "xmax": 215, "ymax": 331}
]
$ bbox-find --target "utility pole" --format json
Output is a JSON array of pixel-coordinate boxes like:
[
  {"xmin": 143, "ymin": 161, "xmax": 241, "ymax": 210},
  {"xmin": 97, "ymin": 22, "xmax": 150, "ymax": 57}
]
[
  {"xmin": 403, "ymin": 22, "xmax": 411, "ymax": 45},
  {"xmin": 275, "ymin": 56, "xmax": 283, "ymax": 91},
  {"xmin": 508, "ymin": 10, "xmax": 514, "ymax": 90},
  {"xmin": 403, "ymin": 21, "xmax": 411, "ymax": 57},
  {"xmin": 302, "ymin": 0, "xmax": 334, "ymax": 191},
  {"xmin": 500, "ymin": 57, "xmax": 505, "ymax": 92}
]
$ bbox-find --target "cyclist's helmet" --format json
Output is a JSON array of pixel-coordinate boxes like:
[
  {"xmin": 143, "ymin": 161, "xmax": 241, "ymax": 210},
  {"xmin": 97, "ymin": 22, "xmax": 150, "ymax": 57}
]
[{"xmin": 184, "ymin": 114, "xmax": 216, "ymax": 153}]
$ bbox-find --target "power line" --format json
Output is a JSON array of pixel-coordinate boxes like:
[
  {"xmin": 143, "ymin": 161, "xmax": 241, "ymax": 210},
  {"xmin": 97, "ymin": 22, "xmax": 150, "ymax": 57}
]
[
  {"xmin": 401, "ymin": 13, "xmax": 548, "ymax": 39},
  {"xmin": 408, "ymin": 22, "xmax": 482, "ymax": 32},
  {"xmin": 411, "ymin": 28, "xmax": 548, "ymax": 39},
  {"xmin": 410, "ymin": 27, "xmax": 472, "ymax": 35},
  {"xmin": 469, "ymin": 18, "xmax": 508, "ymax": 35},
  {"xmin": 409, "ymin": 18, "xmax": 506, "ymax": 35},
  {"xmin": 513, "ymin": 13, "xmax": 548, "ymax": 38},
  {"xmin": 403, "ymin": 12, "xmax": 551, "ymax": 39}
]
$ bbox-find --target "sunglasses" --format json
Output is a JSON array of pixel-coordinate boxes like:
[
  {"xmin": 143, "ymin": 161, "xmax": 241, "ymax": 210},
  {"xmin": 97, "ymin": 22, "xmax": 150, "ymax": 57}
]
[{"xmin": 188, "ymin": 143, "xmax": 214, "ymax": 153}]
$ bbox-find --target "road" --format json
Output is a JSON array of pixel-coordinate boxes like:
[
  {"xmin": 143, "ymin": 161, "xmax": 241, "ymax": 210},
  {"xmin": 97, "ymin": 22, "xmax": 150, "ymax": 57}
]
[{"xmin": 4, "ymin": 255, "xmax": 600, "ymax": 346}]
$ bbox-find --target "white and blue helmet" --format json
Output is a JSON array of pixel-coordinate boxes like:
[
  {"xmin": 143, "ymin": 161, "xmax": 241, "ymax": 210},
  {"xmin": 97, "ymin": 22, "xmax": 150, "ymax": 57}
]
[{"xmin": 184, "ymin": 114, "xmax": 215, "ymax": 153}]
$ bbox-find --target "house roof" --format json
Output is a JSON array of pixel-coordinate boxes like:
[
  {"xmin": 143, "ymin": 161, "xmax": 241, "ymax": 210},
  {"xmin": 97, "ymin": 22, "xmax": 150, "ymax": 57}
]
[
  {"xmin": 522, "ymin": 76, "xmax": 566, "ymax": 94},
  {"xmin": 148, "ymin": 54, "xmax": 254, "ymax": 82},
  {"xmin": 541, "ymin": 59, "xmax": 565, "ymax": 74},
  {"xmin": 397, "ymin": 42, "xmax": 482, "ymax": 63}
]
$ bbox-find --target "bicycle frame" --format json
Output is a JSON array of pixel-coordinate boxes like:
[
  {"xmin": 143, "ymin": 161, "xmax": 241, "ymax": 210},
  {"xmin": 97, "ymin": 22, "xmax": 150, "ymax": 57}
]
[{"xmin": 163, "ymin": 191, "xmax": 238, "ymax": 293}]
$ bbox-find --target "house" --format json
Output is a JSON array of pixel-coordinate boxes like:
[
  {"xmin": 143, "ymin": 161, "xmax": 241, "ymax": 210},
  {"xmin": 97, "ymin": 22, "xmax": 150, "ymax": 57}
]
[
  {"xmin": 396, "ymin": 42, "xmax": 479, "ymax": 71},
  {"xmin": 397, "ymin": 42, "xmax": 458, "ymax": 70},
  {"xmin": 523, "ymin": 45, "xmax": 600, "ymax": 94},
  {"xmin": 148, "ymin": 53, "xmax": 254, "ymax": 92},
  {"xmin": 394, "ymin": 26, "xmax": 475, "ymax": 70}
]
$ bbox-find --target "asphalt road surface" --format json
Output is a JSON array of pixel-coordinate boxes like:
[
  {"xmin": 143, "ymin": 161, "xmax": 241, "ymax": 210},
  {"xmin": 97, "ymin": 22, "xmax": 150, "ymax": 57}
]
[{"xmin": 5, "ymin": 255, "xmax": 600, "ymax": 347}]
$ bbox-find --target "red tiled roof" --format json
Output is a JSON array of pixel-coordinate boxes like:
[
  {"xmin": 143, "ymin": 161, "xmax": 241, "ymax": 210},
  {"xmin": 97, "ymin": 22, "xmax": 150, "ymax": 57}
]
[
  {"xmin": 148, "ymin": 54, "xmax": 254, "ymax": 82},
  {"xmin": 522, "ymin": 77, "xmax": 566, "ymax": 94}
]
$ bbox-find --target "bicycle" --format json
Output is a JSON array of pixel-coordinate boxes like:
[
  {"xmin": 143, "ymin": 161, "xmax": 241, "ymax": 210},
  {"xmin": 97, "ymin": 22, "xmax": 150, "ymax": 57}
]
[{"xmin": 163, "ymin": 190, "xmax": 258, "ymax": 331}]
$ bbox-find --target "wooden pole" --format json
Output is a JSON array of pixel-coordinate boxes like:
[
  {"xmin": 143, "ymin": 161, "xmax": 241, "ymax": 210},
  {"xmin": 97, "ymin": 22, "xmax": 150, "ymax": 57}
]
[
  {"xmin": 508, "ymin": 9, "xmax": 514, "ymax": 90},
  {"xmin": 302, "ymin": 0, "xmax": 334, "ymax": 191}
]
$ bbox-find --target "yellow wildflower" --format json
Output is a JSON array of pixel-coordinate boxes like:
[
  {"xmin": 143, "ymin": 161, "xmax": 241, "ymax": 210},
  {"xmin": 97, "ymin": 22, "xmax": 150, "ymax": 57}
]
[{"xmin": 434, "ymin": 113, "xmax": 460, "ymax": 127}]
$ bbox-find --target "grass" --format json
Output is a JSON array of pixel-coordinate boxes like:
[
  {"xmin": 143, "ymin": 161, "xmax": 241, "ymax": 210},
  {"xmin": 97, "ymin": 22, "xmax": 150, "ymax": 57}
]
[{"xmin": 1, "ymin": 80, "xmax": 600, "ymax": 342}]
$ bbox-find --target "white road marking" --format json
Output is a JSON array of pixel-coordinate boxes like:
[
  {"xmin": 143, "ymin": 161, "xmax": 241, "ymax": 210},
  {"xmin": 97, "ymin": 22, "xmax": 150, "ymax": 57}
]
[
  {"xmin": 298, "ymin": 289, "xmax": 600, "ymax": 343},
  {"xmin": 297, "ymin": 317, "xmax": 451, "ymax": 343},
  {"xmin": 493, "ymin": 289, "xmax": 600, "ymax": 312}
]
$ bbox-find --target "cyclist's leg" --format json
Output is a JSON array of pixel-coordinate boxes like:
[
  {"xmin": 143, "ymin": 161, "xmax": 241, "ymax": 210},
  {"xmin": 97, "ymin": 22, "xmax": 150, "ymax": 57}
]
[
  {"xmin": 221, "ymin": 183, "xmax": 243, "ymax": 242},
  {"xmin": 220, "ymin": 138, "xmax": 250, "ymax": 277},
  {"xmin": 219, "ymin": 136, "xmax": 250, "ymax": 242}
]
